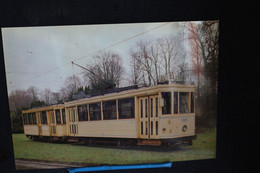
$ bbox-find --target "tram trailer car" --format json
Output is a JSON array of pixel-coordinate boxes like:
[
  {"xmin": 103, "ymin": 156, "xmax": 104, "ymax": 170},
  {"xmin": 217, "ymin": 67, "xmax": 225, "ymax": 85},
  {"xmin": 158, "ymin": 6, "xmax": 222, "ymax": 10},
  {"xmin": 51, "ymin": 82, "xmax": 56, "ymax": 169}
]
[
  {"xmin": 22, "ymin": 105, "xmax": 67, "ymax": 141},
  {"xmin": 22, "ymin": 84, "xmax": 196, "ymax": 146}
]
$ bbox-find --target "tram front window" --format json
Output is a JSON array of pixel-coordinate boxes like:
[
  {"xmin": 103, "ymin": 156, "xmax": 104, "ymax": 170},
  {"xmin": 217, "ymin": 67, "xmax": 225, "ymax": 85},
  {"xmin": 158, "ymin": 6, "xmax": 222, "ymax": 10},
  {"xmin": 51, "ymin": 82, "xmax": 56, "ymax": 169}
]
[{"xmin": 179, "ymin": 92, "xmax": 189, "ymax": 114}]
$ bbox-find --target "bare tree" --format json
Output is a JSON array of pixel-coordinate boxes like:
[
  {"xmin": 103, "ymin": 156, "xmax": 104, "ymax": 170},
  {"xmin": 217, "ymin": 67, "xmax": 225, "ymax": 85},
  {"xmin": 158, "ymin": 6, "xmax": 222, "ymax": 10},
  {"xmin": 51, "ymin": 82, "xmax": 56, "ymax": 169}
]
[
  {"xmin": 42, "ymin": 88, "xmax": 52, "ymax": 105},
  {"xmin": 27, "ymin": 86, "xmax": 39, "ymax": 101},
  {"xmin": 8, "ymin": 90, "xmax": 32, "ymax": 111},
  {"xmin": 64, "ymin": 75, "xmax": 82, "ymax": 95},
  {"xmin": 51, "ymin": 92, "xmax": 62, "ymax": 104},
  {"xmin": 150, "ymin": 39, "xmax": 162, "ymax": 84},
  {"xmin": 59, "ymin": 87, "xmax": 69, "ymax": 102},
  {"xmin": 134, "ymin": 41, "xmax": 156, "ymax": 85},
  {"xmin": 129, "ymin": 50, "xmax": 142, "ymax": 85},
  {"xmin": 176, "ymin": 62, "xmax": 190, "ymax": 84},
  {"xmin": 129, "ymin": 36, "xmax": 184, "ymax": 86},
  {"xmin": 84, "ymin": 51, "xmax": 124, "ymax": 92},
  {"xmin": 157, "ymin": 36, "xmax": 180, "ymax": 80}
]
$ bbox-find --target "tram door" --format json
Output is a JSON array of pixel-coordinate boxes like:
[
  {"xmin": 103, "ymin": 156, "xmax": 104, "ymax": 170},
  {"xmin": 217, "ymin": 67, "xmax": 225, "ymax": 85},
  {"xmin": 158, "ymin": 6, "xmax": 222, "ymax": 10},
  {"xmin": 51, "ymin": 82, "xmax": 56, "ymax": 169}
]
[
  {"xmin": 139, "ymin": 96, "xmax": 159, "ymax": 139},
  {"xmin": 49, "ymin": 110, "xmax": 56, "ymax": 136},
  {"xmin": 68, "ymin": 107, "xmax": 78, "ymax": 136}
]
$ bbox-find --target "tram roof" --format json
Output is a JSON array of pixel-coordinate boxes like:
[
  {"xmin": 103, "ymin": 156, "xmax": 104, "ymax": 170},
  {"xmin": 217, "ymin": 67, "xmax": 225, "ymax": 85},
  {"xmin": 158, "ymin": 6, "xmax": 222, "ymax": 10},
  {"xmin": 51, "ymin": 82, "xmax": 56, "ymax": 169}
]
[
  {"xmin": 22, "ymin": 104, "xmax": 64, "ymax": 113},
  {"xmin": 65, "ymin": 83, "xmax": 195, "ymax": 107},
  {"xmin": 22, "ymin": 84, "xmax": 195, "ymax": 112}
]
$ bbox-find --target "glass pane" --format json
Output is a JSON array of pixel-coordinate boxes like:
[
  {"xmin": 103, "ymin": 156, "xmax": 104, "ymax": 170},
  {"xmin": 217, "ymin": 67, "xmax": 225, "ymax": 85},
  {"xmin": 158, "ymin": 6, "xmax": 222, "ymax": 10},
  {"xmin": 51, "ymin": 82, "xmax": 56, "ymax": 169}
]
[
  {"xmin": 151, "ymin": 121, "xmax": 153, "ymax": 135},
  {"xmin": 151, "ymin": 98, "xmax": 153, "ymax": 117},
  {"xmin": 191, "ymin": 92, "xmax": 195, "ymax": 113},
  {"xmin": 55, "ymin": 109, "xmax": 61, "ymax": 124},
  {"xmin": 156, "ymin": 121, "xmax": 158, "ymax": 135},
  {"xmin": 141, "ymin": 122, "xmax": 143, "ymax": 135},
  {"xmin": 32, "ymin": 113, "xmax": 37, "ymax": 124},
  {"xmin": 51, "ymin": 112, "xmax": 55, "ymax": 123},
  {"xmin": 78, "ymin": 105, "xmax": 88, "ymax": 121},
  {"xmin": 29, "ymin": 113, "xmax": 32, "ymax": 124},
  {"xmin": 23, "ymin": 114, "xmax": 27, "ymax": 125},
  {"xmin": 174, "ymin": 92, "xmax": 178, "ymax": 114},
  {"xmin": 118, "ymin": 98, "xmax": 135, "ymax": 119},
  {"xmin": 179, "ymin": 92, "xmax": 189, "ymax": 113},
  {"xmin": 69, "ymin": 110, "xmax": 72, "ymax": 122},
  {"xmin": 162, "ymin": 92, "xmax": 171, "ymax": 114},
  {"xmin": 26, "ymin": 114, "xmax": 29, "ymax": 124},
  {"xmin": 89, "ymin": 103, "xmax": 101, "ymax": 120},
  {"xmin": 141, "ymin": 100, "xmax": 143, "ymax": 118},
  {"xmin": 145, "ymin": 121, "xmax": 148, "ymax": 135},
  {"xmin": 145, "ymin": 99, "xmax": 148, "ymax": 118},
  {"xmin": 72, "ymin": 109, "xmax": 75, "ymax": 122},
  {"xmin": 103, "ymin": 100, "xmax": 117, "ymax": 120},
  {"xmin": 42, "ymin": 111, "xmax": 47, "ymax": 124},
  {"xmin": 62, "ymin": 109, "xmax": 66, "ymax": 124},
  {"xmin": 156, "ymin": 98, "xmax": 158, "ymax": 117}
]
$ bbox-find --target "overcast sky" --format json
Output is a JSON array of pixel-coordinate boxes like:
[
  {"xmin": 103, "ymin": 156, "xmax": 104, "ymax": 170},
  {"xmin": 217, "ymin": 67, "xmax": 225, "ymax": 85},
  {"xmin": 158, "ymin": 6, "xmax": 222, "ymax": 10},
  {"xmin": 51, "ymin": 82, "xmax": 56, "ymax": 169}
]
[{"xmin": 2, "ymin": 22, "xmax": 190, "ymax": 95}]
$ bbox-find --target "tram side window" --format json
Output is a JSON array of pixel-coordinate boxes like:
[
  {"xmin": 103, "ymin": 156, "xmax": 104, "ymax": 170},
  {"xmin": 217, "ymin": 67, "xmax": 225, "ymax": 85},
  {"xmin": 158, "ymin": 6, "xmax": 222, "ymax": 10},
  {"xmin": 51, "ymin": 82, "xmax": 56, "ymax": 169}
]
[
  {"xmin": 179, "ymin": 92, "xmax": 190, "ymax": 114},
  {"xmin": 162, "ymin": 92, "xmax": 171, "ymax": 114},
  {"xmin": 78, "ymin": 105, "xmax": 88, "ymax": 121},
  {"xmin": 118, "ymin": 98, "xmax": 135, "ymax": 119},
  {"xmin": 32, "ymin": 113, "xmax": 37, "ymax": 124},
  {"xmin": 62, "ymin": 109, "xmax": 66, "ymax": 124},
  {"xmin": 28, "ymin": 113, "xmax": 33, "ymax": 124},
  {"xmin": 42, "ymin": 111, "xmax": 47, "ymax": 124},
  {"xmin": 89, "ymin": 103, "xmax": 101, "ymax": 120},
  {"xmin": 55, "ymin": 109, "xmax": 61, "ymax": 124},
  {"xmin": 23, "ymin": 114, "xmax": 28, "ymax": 125},
  {"xmin": 103, "ymin": 100, "xmax": 117, "ymax": 120},
  {"xmin": 26, "ymin": 114, "xmax": 29, "ymax": 124}
]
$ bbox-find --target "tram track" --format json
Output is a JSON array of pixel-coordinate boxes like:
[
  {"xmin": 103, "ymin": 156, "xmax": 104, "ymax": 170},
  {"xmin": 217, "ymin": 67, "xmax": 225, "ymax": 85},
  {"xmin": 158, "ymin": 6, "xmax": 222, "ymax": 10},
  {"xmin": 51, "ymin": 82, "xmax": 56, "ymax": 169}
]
[{"xmin": 15, "ymin": 159, "xmax": 86, "ymax": 169}]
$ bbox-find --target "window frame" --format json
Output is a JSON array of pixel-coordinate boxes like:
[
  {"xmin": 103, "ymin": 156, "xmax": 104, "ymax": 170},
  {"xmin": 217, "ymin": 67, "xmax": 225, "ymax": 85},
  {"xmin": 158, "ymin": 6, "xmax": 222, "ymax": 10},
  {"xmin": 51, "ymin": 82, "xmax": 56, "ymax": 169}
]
[
  {"xmin": 42, "ymin": 111, "xmax": 48, "ymax": 124},
  {"xmin": 32, "ymin": 112, "xmax": 37, "ymax": 125},
  {"xmin": 89, "ymin": 102, "xmax": 101, "ymax": 121},
  {"xmin": 179, "ymin": 92, "xmax": 190, "ymax": 114},
  {"xmin": 118, "ymin": 97, "xmax": 135, "ymax": 119},
  {"xmin": 62, "ymin": 108, "xmax": 66, "ymax": 124},
  {"xmin": 23, "ymin": 113, "xmax": 28, "ymax": 125},
  {"xmin": 28, "ymin": 113, "xmax": 33, "ymax": 125},
  {"xmin": 102, "ymin": 100, "xmax": 117, "ymax": 120},
  {"xmin": 161, "ymin": 92, "xmax": 172, "ymax": 115},
  {"xmin": 55, "ymin": 109, "xmax": 62, "ymax": 124},
  {"xmin": 78, "ymin": 104, "xmax": 89, "ymax": 121}
]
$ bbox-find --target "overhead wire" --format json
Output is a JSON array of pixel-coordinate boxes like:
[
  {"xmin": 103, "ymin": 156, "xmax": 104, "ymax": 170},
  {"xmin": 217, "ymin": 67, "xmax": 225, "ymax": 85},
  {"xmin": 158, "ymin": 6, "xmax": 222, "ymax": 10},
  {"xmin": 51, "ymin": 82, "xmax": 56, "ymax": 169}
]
[
  {"xmin": 72, "ymin": 22, "xmax": 170, "ymax": 62},
  {"xmin": 23, "ymin": 22, "xmax": 171, "ymax": 82}
]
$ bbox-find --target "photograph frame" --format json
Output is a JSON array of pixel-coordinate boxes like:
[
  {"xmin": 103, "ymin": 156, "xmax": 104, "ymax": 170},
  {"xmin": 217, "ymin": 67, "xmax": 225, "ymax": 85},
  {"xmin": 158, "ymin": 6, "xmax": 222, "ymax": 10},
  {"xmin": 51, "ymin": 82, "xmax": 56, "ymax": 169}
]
[{"xmin": 1, "ymin": 0, "xmax": 254, "ymax": 173}]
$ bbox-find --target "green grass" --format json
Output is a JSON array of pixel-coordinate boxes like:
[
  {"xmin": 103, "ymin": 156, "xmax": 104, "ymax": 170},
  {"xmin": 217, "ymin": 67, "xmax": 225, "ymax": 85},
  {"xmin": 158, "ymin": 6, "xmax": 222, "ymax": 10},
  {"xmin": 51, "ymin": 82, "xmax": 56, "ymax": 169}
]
[{"xmin": 12, "ymin": 129, "xmax": 216, "ymax": 165}]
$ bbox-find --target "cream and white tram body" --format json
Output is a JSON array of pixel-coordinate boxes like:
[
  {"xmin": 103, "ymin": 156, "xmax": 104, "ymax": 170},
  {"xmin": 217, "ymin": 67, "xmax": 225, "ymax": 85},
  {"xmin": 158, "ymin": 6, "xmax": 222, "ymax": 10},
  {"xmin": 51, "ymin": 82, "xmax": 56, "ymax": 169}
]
[
  {"xmin": 22, "ymin": 84, "xmax": 196, "ymax": 146},
  {"xmin": 22, "ymin": 105, "xmax": 67, "ymax": 140}
]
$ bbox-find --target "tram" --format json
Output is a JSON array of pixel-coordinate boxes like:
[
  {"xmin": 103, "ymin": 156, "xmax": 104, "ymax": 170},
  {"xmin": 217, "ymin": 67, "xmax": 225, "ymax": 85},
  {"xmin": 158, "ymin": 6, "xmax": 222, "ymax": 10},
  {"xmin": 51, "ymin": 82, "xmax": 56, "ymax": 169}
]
[{"xmin": 22, "ymin": 84, "xmax": 196, "ymax": 146}]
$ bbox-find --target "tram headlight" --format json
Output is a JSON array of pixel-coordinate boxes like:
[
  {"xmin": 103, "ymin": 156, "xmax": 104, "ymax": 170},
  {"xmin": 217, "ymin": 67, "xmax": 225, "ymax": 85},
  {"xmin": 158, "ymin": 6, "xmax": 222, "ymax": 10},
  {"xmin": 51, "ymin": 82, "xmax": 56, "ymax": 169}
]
[{"xmin": 182, "ymin": 125, "xmax": 187, "ymax": 132}]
